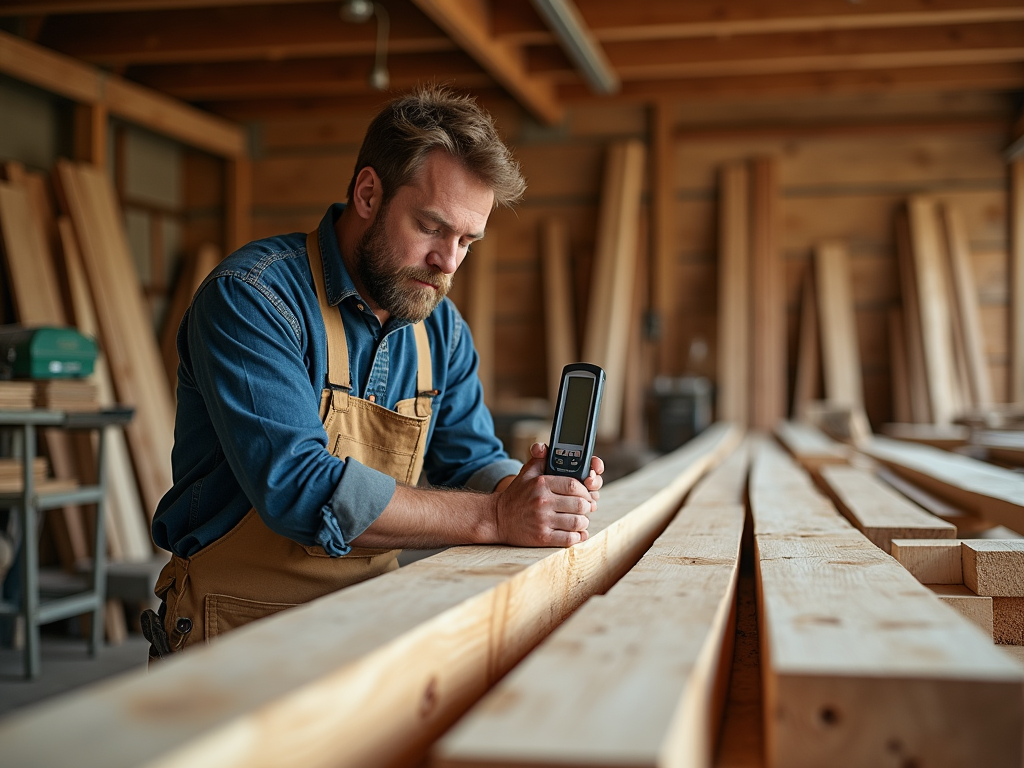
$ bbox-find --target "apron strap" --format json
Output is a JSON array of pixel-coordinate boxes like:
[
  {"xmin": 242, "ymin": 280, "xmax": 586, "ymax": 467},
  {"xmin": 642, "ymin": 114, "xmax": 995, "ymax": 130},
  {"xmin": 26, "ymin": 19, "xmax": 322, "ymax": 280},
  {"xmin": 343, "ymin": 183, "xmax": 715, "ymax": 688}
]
[{"xmin": 306, "ymin": 229, "xmax": 434, "ymax": 402}]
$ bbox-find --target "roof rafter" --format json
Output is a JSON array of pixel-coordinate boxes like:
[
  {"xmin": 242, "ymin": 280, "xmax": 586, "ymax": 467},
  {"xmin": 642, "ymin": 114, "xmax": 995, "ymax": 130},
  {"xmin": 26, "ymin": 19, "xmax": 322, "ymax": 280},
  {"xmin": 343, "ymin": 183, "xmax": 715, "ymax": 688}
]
[{"xmin": 409, "ymin": 0, "xmax": 562, "ymax": 124}]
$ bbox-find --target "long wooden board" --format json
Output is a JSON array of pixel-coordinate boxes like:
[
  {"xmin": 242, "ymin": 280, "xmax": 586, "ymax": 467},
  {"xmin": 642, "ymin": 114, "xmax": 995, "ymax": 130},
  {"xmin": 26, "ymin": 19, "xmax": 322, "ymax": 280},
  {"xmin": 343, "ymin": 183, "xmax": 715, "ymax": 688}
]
[
  {"xmin": 55, "ymin": 160, "xmax": 175, "ymax": 521},
  {"xmin": 583, "ymin": 140, "xmax": 645, "ymax": 441},
  {"xmin": 888, "ymin": 308, "xmax": 913, "ymax": 424},
  {"xmin": 863, "ymin": 436, "xmax": 1024, "ymax": 535},
  {"xmin": 773, "ymin": 421, "xmax": 847, "ymax": 473},
  {"xmin": 818, "ymin": 464, "xmax": 956, "ymax": 553},
  {"xmin": 58, "ymin": 217, "xmax": 151, "ymax": 562},
  {"xmin": 0, "ymin": 423, "xmax": 742, "ymax": 768},
  {"xmin": 464, "ymin": 235, "xmax": 496, "ymax": 405},
  {"xmin": 814, "ymin": 240, "xmax": 863, "ymax": 410},
  {"xmin": 160, "ymin": 242, "xmax": 221, "ymax": 390},
  {"xmin": 791, "ymin": 271, "xmax": 821, "ymax": 421},
  {"xmin": 906, "ymin": 196, "xmax": 957, "ymax": 425},
  {"xmin": 751, "ymin": 439, "xmax": 1024, "ymax": 768},
  {"xmin": 433, "ymin": 443, "xmax": 749, "ymax": 768},
  {"xmin": 895, "ymin": 209, "xmax": 932, "ymax": 423},
  {"xmin": 716, "ymin": 161, "xmax": 749, "ymax": 424},
  {"xmin": 891, "ymin": 539, "xmax": 964, "ymax": 585},
  {"xmin": 0, "ymin": 175, "xmax": 88, "ymax": 569}
]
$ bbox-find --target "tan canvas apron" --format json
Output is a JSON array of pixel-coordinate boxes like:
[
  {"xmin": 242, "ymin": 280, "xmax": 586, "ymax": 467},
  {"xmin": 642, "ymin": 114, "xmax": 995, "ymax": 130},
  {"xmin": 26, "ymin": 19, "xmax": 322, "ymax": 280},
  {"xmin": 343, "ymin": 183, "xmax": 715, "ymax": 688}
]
[{"xmin": 154, "ymin": 230, "xmax": 434, "ymax": 651}]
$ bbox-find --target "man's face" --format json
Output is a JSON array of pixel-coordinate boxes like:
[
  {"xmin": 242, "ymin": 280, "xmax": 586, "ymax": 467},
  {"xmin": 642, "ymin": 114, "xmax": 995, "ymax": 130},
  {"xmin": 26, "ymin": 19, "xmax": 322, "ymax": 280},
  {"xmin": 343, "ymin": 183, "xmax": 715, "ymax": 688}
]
[{"xmin": 354, "ymin": 150, "xmax": 494, "ymax": 323}]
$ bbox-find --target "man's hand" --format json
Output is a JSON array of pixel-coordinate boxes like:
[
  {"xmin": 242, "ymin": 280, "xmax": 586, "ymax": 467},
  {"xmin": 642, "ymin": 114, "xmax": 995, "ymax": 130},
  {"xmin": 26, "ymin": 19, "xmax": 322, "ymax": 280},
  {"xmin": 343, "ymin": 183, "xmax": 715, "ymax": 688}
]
[{"xmin": 492, "ymin": 443, "xmax": 606, "ymax": 548}]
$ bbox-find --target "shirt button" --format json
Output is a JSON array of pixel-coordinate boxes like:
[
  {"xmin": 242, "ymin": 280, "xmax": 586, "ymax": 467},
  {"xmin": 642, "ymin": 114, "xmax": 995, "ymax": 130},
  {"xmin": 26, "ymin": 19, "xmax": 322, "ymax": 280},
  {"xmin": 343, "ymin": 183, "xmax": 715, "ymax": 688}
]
[
  {"xmin": 368, "ymin": 394, "xmax": 376, "ymax": 403},
  {"xmin": 357, "ymin": 303, "xmax": 365, "ymax": 311}
]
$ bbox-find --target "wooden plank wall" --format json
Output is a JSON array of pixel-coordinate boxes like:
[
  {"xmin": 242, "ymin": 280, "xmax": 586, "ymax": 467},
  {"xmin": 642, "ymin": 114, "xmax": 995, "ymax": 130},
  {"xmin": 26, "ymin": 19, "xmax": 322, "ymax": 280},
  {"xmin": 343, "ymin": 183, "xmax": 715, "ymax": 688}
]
[{"xmin": 248, "ymin": 91, "xmax": 1014, "ymax": 422}]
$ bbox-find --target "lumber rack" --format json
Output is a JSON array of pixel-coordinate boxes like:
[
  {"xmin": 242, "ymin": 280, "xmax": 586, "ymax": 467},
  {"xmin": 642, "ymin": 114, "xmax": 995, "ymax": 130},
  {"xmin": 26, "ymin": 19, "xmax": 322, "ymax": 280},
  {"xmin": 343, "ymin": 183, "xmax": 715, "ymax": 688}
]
[{"xmin": 0, "ymin": 407, "xmax": 133, "ymax": 679}]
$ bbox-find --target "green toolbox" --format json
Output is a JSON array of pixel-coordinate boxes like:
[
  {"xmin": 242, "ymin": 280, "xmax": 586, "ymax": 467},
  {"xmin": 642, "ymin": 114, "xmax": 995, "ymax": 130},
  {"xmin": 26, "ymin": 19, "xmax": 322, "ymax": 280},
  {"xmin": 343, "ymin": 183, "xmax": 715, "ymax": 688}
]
[{"xmin": 0, "ymin": 326, "xmax": 98, "ymax": 379}]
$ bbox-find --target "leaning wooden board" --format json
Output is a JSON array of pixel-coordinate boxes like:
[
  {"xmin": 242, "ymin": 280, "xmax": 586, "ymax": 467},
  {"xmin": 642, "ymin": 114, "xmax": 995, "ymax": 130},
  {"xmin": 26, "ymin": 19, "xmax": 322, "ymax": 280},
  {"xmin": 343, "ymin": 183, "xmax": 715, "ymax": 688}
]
[
  {"xmin": 863, "ymin": 436, "xmax": 1024, "ymax": 535},
  {"xmin": 433, "ymin": 442, "xmax": 750, "ymax": 768},
  {"xmin": 55, "ymin": 160, "xmax": 175, "ymax": 520},
  {"xmin": 0, "ymin": 423, "xmax": 742, "ymax": 768},
  {"xmin": 0, "ymin": 175, "xmax": 89, "ymax": 567},
  {"xmin": 751, "ymin": 439, "xmax": 1023, "ymax": 768}
]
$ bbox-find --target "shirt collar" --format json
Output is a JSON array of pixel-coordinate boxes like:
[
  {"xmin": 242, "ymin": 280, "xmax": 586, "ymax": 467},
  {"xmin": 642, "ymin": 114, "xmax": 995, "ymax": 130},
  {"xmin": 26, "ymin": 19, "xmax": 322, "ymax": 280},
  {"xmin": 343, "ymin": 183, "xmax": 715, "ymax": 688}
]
[{"xmin": 316, "ymin": 202, "xmax": 362, "ymax": 308}]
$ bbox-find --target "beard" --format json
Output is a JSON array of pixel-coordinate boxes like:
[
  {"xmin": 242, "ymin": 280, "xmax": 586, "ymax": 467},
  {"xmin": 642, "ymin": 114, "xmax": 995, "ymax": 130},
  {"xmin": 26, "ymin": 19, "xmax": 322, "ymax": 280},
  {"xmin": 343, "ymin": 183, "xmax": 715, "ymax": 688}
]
[{"xmin": 354, "ymin": 205, "xmax": 453, "ymax": 323}]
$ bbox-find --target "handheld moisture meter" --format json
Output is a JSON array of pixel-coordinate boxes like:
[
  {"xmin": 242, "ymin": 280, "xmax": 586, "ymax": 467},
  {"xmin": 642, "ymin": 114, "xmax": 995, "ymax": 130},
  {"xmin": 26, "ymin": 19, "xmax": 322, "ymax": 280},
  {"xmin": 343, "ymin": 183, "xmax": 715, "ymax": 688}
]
[{"xmin": 545, "ymin": 363, "xmax": 605, "ymax": 481}]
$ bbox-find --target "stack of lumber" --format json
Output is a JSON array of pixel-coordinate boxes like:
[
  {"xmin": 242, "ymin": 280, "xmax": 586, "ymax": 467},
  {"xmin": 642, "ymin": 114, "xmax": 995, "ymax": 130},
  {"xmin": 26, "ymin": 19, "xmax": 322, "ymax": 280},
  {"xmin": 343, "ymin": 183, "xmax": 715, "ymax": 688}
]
[
  {"xmin": 880, "ymin": 422, "xmax": 970, "ymax": 450},
  {"xmin": 35, "ymin": 380, "xmax": 99, "ymax": 412},
  {"xmin": 863, "ymin": 436, "xmax": 1024, "ymax": 535},
  {"xmin": 973, "ymin": 430, "xmax": 1024, "ymax": 466},
  {"xmin": 0, "ymin": 424, "xmax": 743, "ymax": 768},
  {"xmin": 751, "ymin": 438, "xmax": 1023, "ymax": 767},
  {"xmin": 773, "ymin": 420, "xmax": 848, "ymax": 474},
  {"xmin": 892, "ymin": 197, "xmax": 992, "ymax": 425},
  {"xmin": 893, "ymin": 539, "xmax": 1024, "ymax": 645},
  {"xmin": 0, "ymin": 381, "xmax": 36, "ymax": 410},
  {"xmin": 0, "ymin": 457, "xmax": 48, "ymax": 492}
]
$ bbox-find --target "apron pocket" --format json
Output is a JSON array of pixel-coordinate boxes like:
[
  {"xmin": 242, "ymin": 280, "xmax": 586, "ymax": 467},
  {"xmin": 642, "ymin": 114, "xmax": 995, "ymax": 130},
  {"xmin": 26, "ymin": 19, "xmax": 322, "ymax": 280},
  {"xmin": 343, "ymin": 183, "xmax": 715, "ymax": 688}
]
[{"xmin": 205, "ymin": 594, "xmax": 297, "ymax": 640}]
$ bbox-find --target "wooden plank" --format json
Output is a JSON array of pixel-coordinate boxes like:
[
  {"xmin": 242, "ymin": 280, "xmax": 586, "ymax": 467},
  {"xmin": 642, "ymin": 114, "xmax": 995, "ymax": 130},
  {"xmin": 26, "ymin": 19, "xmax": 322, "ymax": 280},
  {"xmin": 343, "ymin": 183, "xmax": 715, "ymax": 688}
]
[
  {"xmin": 895, "ymin": 209, "xmax": 932, "ymax": 424},
  {"xmin": 716, "ymin": 161, "xmax": 749, "ymax": 424},
  {"xmin": 773, "ymin": 420, "xmax": 847, "ymax": 473},
  {"xmin": 73, "ymin": 103, "xmax": 108, "ymax": 167},
  {"xmin": 814, "ymin": 240, "xmax": 863, "ymax": 410},
  {"xmin": 818, "ymin": 465, "xmax": 956, "ymax": 554},
  {"xmin": 962, "ymin": 540, "xmax": 1024, "ymax": 596},
  {"xmin": 0, "ymin": 30, "xmax": 244, "ymax": 158},
  {"xmin": 891, "ymin": 539, "xmax": 964, "ymax": 585},
  {"xmin": 791, "ymin": 271, "xmax": 821, "ymax": 422},
  {"xmin": 409, "ymin": 0, "xmax": 562, "ymax": 125},
  {"xmin": 750, "ymin": 438, "xmax": 1024, "ymax": 768},
  {"xmin": 876, "ymin": 467, "xmax": 996, "ymax": 536},
  {"xmin": 749, "ymin": 157, "xmax": 784, "ymax": 430},
  {"xmin": 993, "ymin": 597, "xmax": 1024, "ymax": 645},
  {"xmin": 880, "ymin": 423, "xmax": 970, "ymax": 450},
  {"xmin": 465, "ymin": 235, "xmax": 496, "ymax": 406},
  {"xmin": 863, "ymin": 436, "xmax": 1024, "ymax": 535},
  {"xmin": 541, "ymin": 218, "xmax": 576, "ymax": 406},
  {"xmin": 907, "ymin": 196, "xmax": 958, "ymax": 424},
  {"xmin": 650, "ymin": 101, "xmax": 676, "ymax": 376},
  {"xmin": 160, "ymin": 242, "xmax": 221, "ymax": 389},
  {"xmin": 1012, "ymin": 158, "xmax": 1024, "ymax": 404},
  {"xmin": 583, "ymin": 140, "xmax": 645, "ymax": 441},
  {"xmin": 225, "ymin": 156, "xmax": 251, "ymax": 253},
  {"xmin": 927, "ymin": 585, "xmax": 994, "ymax": 638},
  {"xmin": 433, "ymin": 443, "xmax": 749, "ymax": 768},
  {"xmin": 55, "ymin": 160, "xmax": 175, "ymax": 521},
  {"xmin": 59, "ymin": 216, "xmax": 152, "ymax": 562},
  {"xmin": 0, "ymin": 175, "xmax": 89, "ymax": 570},
  {"xmin": 942, "ymin": 203, "xmax": 993, "ymax": 408},
  {"xmin": 888, "ymin": 308, "xmax": 912, "ymax": 424},
  {"xmin": 0, "ymin": 422, "xmax": 743, "ymax": 768}
]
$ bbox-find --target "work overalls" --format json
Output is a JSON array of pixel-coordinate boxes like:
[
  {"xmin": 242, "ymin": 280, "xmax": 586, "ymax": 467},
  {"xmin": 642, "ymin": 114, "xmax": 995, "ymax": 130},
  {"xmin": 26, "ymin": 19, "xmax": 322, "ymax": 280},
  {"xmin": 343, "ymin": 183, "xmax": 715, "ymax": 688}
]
[{"xmin": 146, "ymin": 230, "xmax": 434, "ymax": 655}]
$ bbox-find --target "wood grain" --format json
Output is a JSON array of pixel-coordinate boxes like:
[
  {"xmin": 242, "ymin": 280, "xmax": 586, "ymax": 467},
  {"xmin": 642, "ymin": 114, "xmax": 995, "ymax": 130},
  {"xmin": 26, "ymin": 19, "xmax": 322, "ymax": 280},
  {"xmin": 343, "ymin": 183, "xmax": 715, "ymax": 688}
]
[{"xmin": 891, "ymin": 539, "xmax": 964, "ymax": 585}]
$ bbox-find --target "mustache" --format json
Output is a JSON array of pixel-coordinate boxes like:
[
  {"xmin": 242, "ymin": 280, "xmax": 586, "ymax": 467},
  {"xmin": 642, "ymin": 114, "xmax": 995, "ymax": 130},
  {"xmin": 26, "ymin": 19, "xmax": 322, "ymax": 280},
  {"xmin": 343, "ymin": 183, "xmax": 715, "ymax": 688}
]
[{"xmin": 402, "ymin": 266, "xmax": 452, "ymax": 292}]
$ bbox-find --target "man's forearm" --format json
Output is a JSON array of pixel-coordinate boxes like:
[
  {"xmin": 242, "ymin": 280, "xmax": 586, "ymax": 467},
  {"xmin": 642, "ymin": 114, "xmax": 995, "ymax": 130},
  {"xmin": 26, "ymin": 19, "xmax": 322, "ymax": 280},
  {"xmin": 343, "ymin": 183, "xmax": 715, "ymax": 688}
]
[{"xmin": 348, "ymin": 484, "xmax": 499, "ymax": 550}]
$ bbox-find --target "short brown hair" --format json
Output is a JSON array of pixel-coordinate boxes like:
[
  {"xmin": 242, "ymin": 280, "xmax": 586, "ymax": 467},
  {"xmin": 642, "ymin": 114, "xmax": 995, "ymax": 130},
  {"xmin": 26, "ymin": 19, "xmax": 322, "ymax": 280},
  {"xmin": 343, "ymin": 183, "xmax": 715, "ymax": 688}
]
[{"xmin": 346, "ymin": 85, "xmax": 526, "ymax": 208}]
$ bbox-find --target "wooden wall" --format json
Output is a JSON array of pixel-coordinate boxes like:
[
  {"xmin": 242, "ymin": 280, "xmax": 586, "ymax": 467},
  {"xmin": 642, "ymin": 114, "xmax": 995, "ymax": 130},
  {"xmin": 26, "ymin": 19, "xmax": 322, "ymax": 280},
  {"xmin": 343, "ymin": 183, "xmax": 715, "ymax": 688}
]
[{"xmin": 246, "ymin": 89, "xmax": 1016, "ymax": 428}]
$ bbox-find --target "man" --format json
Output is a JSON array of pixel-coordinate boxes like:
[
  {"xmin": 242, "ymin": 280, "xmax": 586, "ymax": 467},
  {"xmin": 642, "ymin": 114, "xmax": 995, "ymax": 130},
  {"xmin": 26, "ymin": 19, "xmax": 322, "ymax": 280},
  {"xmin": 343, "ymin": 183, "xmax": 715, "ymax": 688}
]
[{"xmin": 143, "ymin": 86, "xmax": 604, "ymax": 657}]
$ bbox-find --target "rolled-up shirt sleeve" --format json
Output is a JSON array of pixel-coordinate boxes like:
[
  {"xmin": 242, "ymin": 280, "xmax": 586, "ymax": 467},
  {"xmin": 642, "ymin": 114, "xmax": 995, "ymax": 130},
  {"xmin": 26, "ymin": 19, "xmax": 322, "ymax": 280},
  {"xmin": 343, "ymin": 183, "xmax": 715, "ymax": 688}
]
[{"xmin": 188, "ymin": 275, "xmax": 394, "ymax": 556}]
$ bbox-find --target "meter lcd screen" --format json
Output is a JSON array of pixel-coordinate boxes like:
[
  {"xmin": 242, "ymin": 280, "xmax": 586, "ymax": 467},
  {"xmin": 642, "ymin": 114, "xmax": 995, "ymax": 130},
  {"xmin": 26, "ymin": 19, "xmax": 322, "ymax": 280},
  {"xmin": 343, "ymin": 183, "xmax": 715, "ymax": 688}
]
[{"xmin": 557, "ymin": 376, "xmax": 594, "ymax": 446}]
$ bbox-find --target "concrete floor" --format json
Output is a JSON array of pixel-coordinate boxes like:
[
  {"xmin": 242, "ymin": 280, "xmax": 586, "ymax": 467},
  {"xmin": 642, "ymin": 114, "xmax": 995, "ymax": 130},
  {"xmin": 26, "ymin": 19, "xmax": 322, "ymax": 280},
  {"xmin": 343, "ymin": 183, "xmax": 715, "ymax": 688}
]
[{"xmin": 0, "ymin": 631, "xmax": 150, "ymax": 720}]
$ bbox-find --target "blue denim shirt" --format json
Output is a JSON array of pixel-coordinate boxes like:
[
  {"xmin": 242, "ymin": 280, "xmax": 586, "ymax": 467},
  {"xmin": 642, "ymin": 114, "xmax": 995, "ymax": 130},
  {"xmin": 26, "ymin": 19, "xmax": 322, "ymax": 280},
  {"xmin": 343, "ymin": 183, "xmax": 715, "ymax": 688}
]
[{"xmin": 152, "ymin": 203, "xmax": 521, "ymax": 558}]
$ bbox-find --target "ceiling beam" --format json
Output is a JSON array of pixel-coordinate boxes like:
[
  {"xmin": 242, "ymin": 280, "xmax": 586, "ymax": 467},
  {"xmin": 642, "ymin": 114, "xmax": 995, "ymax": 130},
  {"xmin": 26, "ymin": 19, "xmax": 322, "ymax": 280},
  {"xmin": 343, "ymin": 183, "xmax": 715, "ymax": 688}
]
[
  {"xmin": 409, "ymin": 0, "xmax": 562, "ymax": 124},
  {"xmin": 0, "ymin": 0, "xmax": 319, "ymax": 12},
  {"xmin": 558, "ymin": 62, "xmax": 1024, "ymax": 104},
  {"xmin": 0, "ymin": 30, "xmax": 245, "ymax": 156},
  {"xmin": 529, "ymin": 21, "xmax": 1024, "ymax": 83},
  {"xmin": 494, "ymin": 0, "xmax": 1024, "ymax": 45},
  {"xmin": 128, "ymin": 52, "xmax": 492, "ymax": 101},
  {"xmin": 34, "ymin": 1, "xmax": 455, "ymax": 65}
]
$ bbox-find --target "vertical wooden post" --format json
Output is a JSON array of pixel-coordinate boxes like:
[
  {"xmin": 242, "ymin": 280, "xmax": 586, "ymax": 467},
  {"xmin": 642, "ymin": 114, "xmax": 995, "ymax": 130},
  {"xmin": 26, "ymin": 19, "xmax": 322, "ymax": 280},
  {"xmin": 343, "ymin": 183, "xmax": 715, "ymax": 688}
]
[
  {"xmin": 716, "ymin": 162, "xmax": 749, "ymax": 425},
  {"xmin": 815, "ymin": 240, "xmax": 864, "ymax": 411},
  {"xmin": 650, "ymin": 101, "xmax": 675, "ymax": 375},
  {"xmin": 749, "ymin": 156, "xmax": 785, "ymax": 429},
  {"xmin": 1011, "ymin": 158, "xmax": 1024, "ymax": 404},
  {"xmin": 466, "ymin": 235, "xmax": 497, "ymax": 406},
  {"xmin": 225, "ymin": 156, "xmax": 252, "ymax": 254},
  {"xmin": 73, "ymin": 103, "xmax": 108, "ymax": 167},
  {"xmin": 895, "ymin": 210, "xmax": 932, "ymax": 423},
  {"xmin": 792, "ymin": 269, "xmax": 821, "ymax": 421},
  {"xmin": 541, "ymin": 218, "xmax": 576, "ymax": 405}
]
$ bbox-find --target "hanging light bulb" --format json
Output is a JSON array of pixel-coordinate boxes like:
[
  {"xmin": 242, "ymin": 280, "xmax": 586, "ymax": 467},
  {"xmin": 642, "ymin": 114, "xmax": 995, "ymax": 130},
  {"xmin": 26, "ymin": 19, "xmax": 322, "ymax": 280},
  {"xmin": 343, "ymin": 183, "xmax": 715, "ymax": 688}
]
[{"xmin": 340, "ymin": 0, "xmax": 390, "ymax": 92}]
